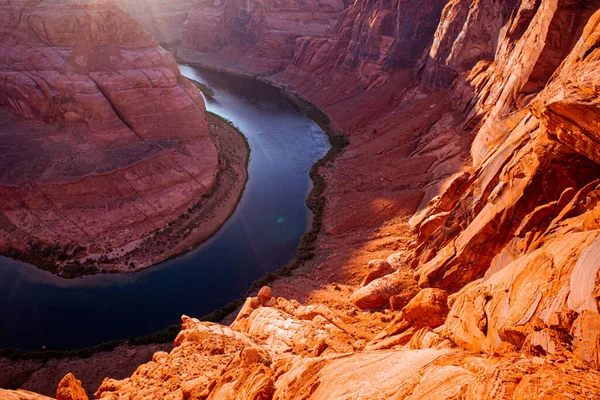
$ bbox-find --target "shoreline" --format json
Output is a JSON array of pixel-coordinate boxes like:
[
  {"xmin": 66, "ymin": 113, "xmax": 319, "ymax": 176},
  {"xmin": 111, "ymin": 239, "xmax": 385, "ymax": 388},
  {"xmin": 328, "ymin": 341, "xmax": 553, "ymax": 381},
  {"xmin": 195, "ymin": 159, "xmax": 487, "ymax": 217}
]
[
  {"xmin": 0, "ymin": 58, "xmax": 347, "ymax": 361},
  {"xmin": 174, "ymin": 58, "xmax": 349, "ymax": 322},
  {"xmin": 116, "ymin": 112, "xmax": 251, "ymax": 274},
  {"xmin": 0, "ymin": 112, "xmax": 250, "ymax": 279}
]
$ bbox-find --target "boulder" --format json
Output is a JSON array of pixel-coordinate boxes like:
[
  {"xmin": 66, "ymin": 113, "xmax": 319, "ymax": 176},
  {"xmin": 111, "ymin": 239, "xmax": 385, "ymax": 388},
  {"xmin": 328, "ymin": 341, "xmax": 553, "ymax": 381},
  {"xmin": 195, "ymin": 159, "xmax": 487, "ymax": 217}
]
[
  {"xmin": 258, "ymin": 286, "xmax": 273, "ymax": 305},
  {"xmin": 350, "ymin": 270, "xmax": 419, "ymax": 309},
  {"xmin": 360, "ymin": 259, "xmax": 395, "ymax": 286},
  {"xmin": 56, "ymin": 373, "xmax": 88, "ymax": 400}
]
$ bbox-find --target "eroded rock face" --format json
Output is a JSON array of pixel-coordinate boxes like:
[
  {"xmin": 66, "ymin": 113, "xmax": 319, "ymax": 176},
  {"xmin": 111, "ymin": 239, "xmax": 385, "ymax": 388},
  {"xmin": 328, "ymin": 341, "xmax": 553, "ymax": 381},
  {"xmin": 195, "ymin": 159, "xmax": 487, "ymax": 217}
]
[
  {"xmin": 275, "ymin": 0, "xmax": 448, "ymax": 90},
  {"xmin": 531, "ymin": 8, "xmax": 600, "ymax": 165},
  {"xmin": 95, "ymin": 316, "xmax": 272, "ymax": 399},
  {"xmin": 0, "ymin": 0, "xmax": 219, "ymax": 275},
  {"xmin": 67, "ymin": 294, "xmax": 600, "ymax": 399},
  {"xmin": 408, "ymin": 0, "xmax": 600, "ymax": 373},
  {"xmin": 114, "ymin": 0, "xmax": 193, "ymax": 47},
  {"xmin": 178, "ymin": 0, "xmax": 345, "ymax": 74},
  {"xmin": 350, "ymin": 268, "xmax": 419, "ymax": 309}
]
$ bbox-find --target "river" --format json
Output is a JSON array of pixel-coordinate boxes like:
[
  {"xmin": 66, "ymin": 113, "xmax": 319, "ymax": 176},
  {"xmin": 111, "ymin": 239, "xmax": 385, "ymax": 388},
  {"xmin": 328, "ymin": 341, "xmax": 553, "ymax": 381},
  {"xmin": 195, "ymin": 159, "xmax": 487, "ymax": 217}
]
[{"xmin": 0, "ymin": 65, "xmax": 330, "ymax": 350}]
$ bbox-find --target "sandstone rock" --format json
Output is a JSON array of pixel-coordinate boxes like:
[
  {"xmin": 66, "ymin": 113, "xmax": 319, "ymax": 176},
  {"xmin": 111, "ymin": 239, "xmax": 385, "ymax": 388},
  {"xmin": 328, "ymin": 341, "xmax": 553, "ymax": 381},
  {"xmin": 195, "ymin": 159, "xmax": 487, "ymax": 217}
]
[
  {"xmin": 571, "ymin": 311, "xmax": 600, "ymax": 370},
  {"xmin": 204, "ymin": 347, "xmax": 276, "ymax": 400},
  {"xmin": 179, "ymin": 0, "xmax": 345, "ymax": 75},
  {"xmin": 56, "ymin": 373, "xmax": 88, "ymax": 400},
  {"xmin": 389, "ymin": 294, "xmax": 411, "ymax": 311},
  {"xmin": 408, "ymin": 327, "xmax": 446, "ymax": 350},
  {"xmin": 531, "ymin": 9, "xmax": 600, "ymax": 165},
  {"xmin": 525, "ymin": 330, "xmax": 557, "ymax": 356},
  {"xmin": 258, "ymin": 286, "xmax": 273, "ymax": 305},
  {"xmin": 547, "ymin": 308, "xmax": 578, "ymax": 334},
  {"xmin": 402, "ymin": 288, "xmax": 449, "ymax": 326},
  {"xmin": 95, "ymin": 316, "xmax": 268, "ymax": 399},
  {"xmin": 231, "ymin": 299, "xmax": 356, "ymax": 355},
  {"xmin": 385, "ymin": 252, "xmax": 406, "ymax": 270},
  {"xmin": 9, "ymin": 0, "xmax": 600, "ymax": 399},
  {"xmin": 498, "ymin": 325, "xmax": 529, "ymax": 349},
  {"xmin": 114, "ymin": 0, "xmax": 193, "ymax": 47},
  {"xmin": 360, "ymin": 259, "xmax": 394, "ymax": 286},
  {"xmin": 367, "ymin": 288, "xmax": 449, "ymax": 349},
  {"xmin": 493, "ymin": 341, "xmax": 519, "ymax": 357},
  {"xmin": 350, "ymin": 269, "xmax": 419, "ymax": 309}
]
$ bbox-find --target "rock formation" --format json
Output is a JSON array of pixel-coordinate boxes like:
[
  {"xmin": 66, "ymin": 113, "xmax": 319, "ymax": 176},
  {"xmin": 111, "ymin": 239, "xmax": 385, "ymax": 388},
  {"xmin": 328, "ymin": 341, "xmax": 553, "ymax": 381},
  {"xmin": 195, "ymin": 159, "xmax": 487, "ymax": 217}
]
[
  {"xmin": 114, "ymin": 0, "xmax": 193, "ymax": 48},
  {"xmin": 0, "ymin": 0, "xmax": 248, "ymax": 276},
  {"xmin": 4, "ymin": 0, "xmax": 600, "ymax": 398},
  {"xmin": 178, "ymin": 0, "xmax": 346, "ymax": 74}
]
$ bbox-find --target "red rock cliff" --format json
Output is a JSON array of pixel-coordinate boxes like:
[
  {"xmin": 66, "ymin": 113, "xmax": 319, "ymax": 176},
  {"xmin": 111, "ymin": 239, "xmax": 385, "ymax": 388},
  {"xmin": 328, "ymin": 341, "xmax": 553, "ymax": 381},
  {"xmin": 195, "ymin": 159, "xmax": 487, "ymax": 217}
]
[
  {"xmin": 178, "ymin": 0, "xmax": 346, "ymax": 74},
  {"xmin": 0, "ymin": 0, "xmax": 219, "ymax": 275}
]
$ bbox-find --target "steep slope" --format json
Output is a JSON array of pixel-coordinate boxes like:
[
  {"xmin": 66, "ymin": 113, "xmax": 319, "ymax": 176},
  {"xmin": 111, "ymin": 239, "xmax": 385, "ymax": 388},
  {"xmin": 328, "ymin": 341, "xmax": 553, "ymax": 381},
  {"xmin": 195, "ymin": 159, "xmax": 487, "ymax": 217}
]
[
  {"xmin": 4, "ymin": 0, "xmax": 600, "ymax": 398},
  {"xmin": 114, "ymin": 0, "xmax": 193, "ymax": 48},
  {"xmin": 0, "ymin": 0, "xmax": 247, "ymax": 277}
]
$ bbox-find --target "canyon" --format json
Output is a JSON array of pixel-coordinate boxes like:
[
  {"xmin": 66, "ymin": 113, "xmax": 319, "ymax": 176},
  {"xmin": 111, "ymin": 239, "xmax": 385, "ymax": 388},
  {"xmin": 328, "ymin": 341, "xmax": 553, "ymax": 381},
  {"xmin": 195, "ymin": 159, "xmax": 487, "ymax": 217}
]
[
  {"xmin": 0, "ymin": 0, "xmax": 248, "ymax": 277},
  {"xmin": 3, "ymin": 0, "xmax": 600, "ymax": 399}
]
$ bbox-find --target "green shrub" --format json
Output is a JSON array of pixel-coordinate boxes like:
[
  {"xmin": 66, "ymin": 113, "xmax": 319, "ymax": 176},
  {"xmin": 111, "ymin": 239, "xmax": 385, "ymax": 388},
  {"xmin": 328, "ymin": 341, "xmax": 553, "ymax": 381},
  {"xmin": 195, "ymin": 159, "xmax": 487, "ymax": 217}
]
[{"xmin": 189, "ymin": 79, "xmax": 215, "ymax": 99}]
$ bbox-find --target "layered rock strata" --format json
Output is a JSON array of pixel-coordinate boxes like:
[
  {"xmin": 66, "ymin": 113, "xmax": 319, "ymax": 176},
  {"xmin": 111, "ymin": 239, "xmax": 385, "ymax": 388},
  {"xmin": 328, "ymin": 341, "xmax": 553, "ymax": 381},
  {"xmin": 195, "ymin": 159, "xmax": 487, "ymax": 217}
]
[
  {"xmin": 0, "ymin": 0, "xmax": 248, "ymax": 276},
  {"xmin": 178, "ymin": 0, "xmax": 346, "ymax": 74}
]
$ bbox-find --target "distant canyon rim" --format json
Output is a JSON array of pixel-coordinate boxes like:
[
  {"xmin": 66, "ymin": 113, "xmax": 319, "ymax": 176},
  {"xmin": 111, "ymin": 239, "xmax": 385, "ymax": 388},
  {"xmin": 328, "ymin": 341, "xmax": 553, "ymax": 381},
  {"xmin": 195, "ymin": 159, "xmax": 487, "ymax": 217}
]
[{"xmin": 2, "ymin": 0, "xmax": 600, "ymax": 399}]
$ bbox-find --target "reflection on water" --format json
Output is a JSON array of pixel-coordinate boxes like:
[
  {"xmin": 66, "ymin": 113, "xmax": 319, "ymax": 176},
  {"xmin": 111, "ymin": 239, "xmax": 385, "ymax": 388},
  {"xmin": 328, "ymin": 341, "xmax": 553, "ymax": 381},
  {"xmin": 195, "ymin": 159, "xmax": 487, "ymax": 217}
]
[{"xmin": 0, "ymin": 65, "xmax": 330, "ymax": 350}]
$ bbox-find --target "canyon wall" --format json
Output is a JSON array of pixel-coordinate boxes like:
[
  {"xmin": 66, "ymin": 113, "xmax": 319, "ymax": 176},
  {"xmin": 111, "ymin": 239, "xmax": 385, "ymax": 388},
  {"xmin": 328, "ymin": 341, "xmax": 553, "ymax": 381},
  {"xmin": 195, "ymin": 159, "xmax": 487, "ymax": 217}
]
[
  {"xmin": 178, "ymin": 0, "xmax": 346, "ymax": 74},
  {"xmin": 4, "ymin": 0, "xmax": 600, "ymax": 398},
  {"xmin": 0, "ymin": 0, "xmax": 220, "ymax": 276},
  {"xmin": 405, "ymin": 0, "xmax": 600, "ymax": 366},
  {"xmin": 114, "ymin": 0, "xmax": 193, "ymax": 48}
]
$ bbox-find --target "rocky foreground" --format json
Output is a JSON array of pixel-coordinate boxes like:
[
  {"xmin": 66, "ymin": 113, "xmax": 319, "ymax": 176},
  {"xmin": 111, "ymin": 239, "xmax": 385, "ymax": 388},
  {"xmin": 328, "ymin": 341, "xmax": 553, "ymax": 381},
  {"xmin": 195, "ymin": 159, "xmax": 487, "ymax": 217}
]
[
  {"xmin": 0, "ymin": 0, "xmax": 250, "ymax": 276},
  {"xmin": 3, "ymin": 0, "xmax": 600, "ymax": 398}
]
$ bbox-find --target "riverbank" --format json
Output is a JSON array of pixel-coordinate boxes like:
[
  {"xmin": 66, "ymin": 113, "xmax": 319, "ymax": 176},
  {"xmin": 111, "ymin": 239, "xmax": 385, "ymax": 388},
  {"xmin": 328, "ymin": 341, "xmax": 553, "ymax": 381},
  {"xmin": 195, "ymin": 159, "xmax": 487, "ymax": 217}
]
[
  {"xmin": 1, "ymin": 112, "xmax": 249, "ymax": 279},
  {"xmin": 0, "ymin": 114, "xmax": 249, "ymax": 395},
  {"xmin": 118, "ymin": 112, "xmax": 250, "ymax": 274},
  {"xmin": 0, "ymin": 343, "xmax": 172, "ymax": 394},
  {"xmin": 174, "ymin": 49, "xmax": 467, "ymax": 332}
]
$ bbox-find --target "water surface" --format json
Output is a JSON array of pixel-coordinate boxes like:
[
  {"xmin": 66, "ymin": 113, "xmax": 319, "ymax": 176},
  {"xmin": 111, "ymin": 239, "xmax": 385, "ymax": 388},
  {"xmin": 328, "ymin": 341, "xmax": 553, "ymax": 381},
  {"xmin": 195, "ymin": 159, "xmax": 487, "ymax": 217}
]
[{"xmin": 0, "ymin": 65, "xmax": 330, "ymax": 350}]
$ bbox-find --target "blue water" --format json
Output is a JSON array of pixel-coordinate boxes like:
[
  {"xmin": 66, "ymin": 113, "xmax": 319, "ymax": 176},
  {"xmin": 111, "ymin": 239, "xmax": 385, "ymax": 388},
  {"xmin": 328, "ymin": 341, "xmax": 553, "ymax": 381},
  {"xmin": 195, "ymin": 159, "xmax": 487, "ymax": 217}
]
[{"xmin": 0, "ymin": 65, "xmax": 330, "ymax": 350}]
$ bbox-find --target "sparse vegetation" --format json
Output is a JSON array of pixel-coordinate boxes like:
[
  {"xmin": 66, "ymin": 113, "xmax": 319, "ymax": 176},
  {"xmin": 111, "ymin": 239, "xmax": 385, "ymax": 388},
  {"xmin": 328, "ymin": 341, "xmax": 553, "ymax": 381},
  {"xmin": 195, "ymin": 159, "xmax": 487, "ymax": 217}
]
[
  {"xmin": 203, "ymin": 90, "xmax": 349, "ymax": 322},
  {"xmin": 0, "ymin": 340, "xmax": 124, "ymax": 362},
  {"xmin": 188, "ymin": 78, "xmax": 215, "ymax": 99}
]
